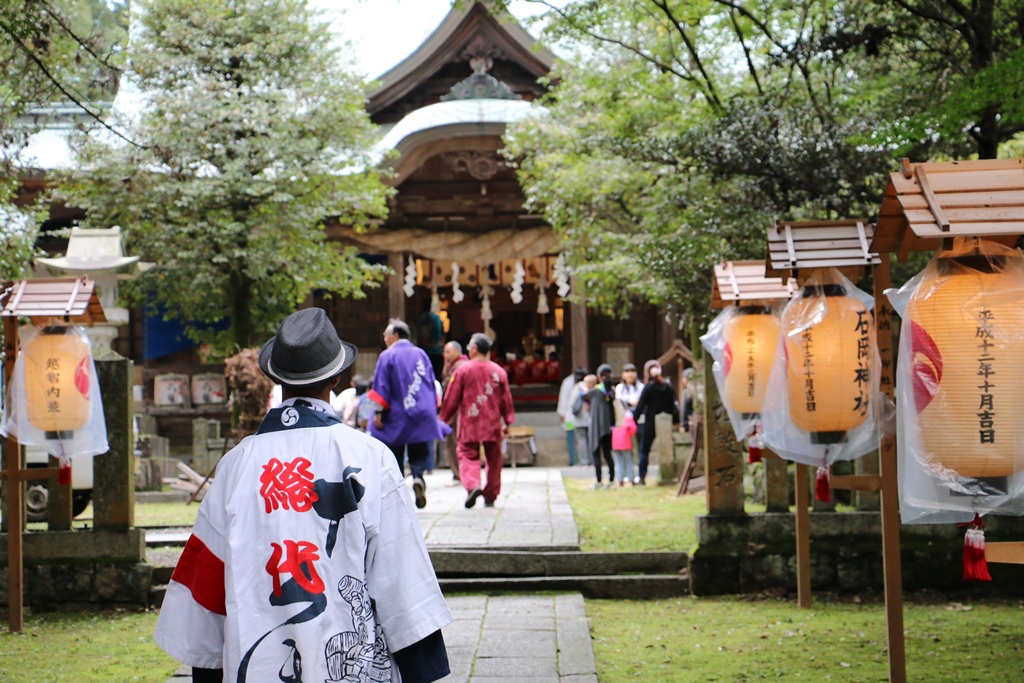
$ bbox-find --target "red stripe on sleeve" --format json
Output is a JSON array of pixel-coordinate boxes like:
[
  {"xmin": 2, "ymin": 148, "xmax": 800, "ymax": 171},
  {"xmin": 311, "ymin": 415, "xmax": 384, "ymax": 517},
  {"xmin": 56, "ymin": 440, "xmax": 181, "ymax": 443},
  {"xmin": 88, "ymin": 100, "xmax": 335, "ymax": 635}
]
[
  {"xmin": 367, "ymin": 389, "xmax": 390, "ymax": 410},
  {"xmin": 171, "ymin": 534, "xmax": 227, "ymax": 616}
]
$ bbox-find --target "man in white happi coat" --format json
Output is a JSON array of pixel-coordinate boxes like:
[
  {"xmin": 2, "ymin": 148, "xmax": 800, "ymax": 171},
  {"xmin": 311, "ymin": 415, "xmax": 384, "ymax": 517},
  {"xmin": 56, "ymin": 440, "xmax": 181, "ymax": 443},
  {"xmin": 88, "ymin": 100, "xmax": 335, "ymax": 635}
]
[{"xmin": 155, "ymin": 308, "xmax": 453, "ymax": 683}]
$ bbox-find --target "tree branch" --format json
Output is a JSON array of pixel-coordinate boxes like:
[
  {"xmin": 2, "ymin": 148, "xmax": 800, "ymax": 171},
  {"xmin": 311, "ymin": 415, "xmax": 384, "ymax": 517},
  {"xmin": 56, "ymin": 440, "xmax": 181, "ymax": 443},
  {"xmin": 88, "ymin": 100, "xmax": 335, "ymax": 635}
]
[
  {"xmin": 650, "ymin": 0, "xmax": 723, "ymax": 107},
  {"xmin": 728, "ymin": 9, "xmax": 763, "ymax": 95}
]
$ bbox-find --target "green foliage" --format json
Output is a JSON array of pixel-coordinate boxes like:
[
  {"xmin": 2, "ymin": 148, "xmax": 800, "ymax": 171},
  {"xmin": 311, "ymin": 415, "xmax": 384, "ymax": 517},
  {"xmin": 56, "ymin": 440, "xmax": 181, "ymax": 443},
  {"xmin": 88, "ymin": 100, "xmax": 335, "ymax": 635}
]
[
  {"xmin": 0, "ymin": 1, "xmax": 125, "ymax": 280},
  {"xmin": 59, "ymin": 0, "xmax": 390, "ymax": 353},
  {"xmin": 505, "ymin": 0, "xmax": 892, "ymax": 330}
]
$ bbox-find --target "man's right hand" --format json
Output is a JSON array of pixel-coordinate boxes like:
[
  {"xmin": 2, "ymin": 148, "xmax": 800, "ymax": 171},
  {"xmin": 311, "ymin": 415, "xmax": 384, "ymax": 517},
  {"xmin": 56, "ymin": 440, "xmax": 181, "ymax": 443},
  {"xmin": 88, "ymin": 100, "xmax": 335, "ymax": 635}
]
[{"xmin": 374, "ymin": 413, "xmax": 384, "ymax": 430}]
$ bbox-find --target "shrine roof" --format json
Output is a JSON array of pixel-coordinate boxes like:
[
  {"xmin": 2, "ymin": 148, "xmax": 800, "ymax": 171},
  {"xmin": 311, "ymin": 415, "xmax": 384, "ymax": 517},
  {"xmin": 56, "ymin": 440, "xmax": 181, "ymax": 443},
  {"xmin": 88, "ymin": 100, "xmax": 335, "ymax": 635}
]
[
  {"xmin": 766, "ymin": 219, "xmax": 880, "ymax": 279},
  {"xmin": 367, "ymin": 2, "xmax": 554, "ymax": 117},
  {"xmin": 711, "ymin": 260, "xmax": 798, "ymax": 309}
]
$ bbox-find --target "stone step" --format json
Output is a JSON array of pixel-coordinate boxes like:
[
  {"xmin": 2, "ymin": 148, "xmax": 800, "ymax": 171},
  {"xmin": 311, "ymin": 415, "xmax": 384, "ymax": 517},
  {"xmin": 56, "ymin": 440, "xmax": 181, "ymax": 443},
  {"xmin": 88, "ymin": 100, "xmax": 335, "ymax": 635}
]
[
  {"xmin": 439, "ymin": 574, "xmax": 689, "ymax": 600},
  {"xmin": 430, "ymin": 550, "xmax": 687, "ymax": 577}
]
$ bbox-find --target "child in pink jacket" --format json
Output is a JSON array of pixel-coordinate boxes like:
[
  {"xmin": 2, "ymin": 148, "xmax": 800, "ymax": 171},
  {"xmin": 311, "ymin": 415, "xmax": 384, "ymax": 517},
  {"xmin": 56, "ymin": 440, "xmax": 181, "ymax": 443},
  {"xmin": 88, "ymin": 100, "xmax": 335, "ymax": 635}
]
[{"xmin": 611, "ymin": 412, "xmax": 637, "ymax": 486}]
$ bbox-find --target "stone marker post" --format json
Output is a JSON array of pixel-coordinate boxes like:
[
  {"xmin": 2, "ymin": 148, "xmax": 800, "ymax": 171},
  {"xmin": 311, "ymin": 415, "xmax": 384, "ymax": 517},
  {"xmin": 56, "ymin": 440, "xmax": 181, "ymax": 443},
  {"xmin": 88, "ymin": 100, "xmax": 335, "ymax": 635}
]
[
  {"xmin": 763, "ymin": 450, "xmax": 789, "ymax": 512},
  {"xmin": 702, "ymin": 361, "xmax": 745, "ymax": 514},
  {"xmin": 93, "ymin": 358, "xmax": 134, "ymax": 530}
]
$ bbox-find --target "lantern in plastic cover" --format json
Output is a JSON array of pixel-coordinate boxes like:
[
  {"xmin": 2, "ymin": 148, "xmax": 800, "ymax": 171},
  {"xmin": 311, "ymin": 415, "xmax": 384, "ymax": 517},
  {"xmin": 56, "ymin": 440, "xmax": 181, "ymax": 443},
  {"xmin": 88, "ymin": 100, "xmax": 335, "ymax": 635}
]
[
  {"xmin": 783, "ymin": 282, "xmax": 872, "ymax": 444},
  {"xmin": 905, "ymin": 253, "xmax": 1024, "ymax": 479},
  {"xmin": 722, "ymin": 306, "xmax": 780, "ymax": 418},
  {"xmin": 24, "ymin": 325, "xmax": 93, "ymax": 438}
]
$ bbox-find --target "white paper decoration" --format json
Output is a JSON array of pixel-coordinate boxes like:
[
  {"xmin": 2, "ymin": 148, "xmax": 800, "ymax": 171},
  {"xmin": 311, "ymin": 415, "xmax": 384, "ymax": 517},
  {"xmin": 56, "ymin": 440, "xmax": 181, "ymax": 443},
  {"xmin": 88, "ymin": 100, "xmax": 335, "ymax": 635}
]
[
  {"xmin": 510, "ymin": 261, "xmax": 526, "ymax": 304},
  {"xmin": 537, "ymin": 274, "xmax": 550, "ymax": 314},
  {"xmin": 451, "ymin": 261, "xmax": 465, "ymax": 303},
  {"xmin": 553, "ymin": 254, "xmax": 571, "ymax": 298},
  {"xmin": 403, "ymin": 255, "xmax": 417, "ymax": 298}
]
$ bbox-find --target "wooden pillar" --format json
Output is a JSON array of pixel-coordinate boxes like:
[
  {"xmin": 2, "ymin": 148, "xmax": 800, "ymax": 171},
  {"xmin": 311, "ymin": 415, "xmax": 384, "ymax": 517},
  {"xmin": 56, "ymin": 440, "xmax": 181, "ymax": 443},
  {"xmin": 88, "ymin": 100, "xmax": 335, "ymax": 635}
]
[
  {"xmin": 874, "ymin": 257, "xmax": 906, "ymax": 683},
  {"xmin": 3, "ymin": 316, "xmax": 23, "ymax": 632},
  {"xmin": 763, "ymin": 449, "xmax": 789, "ymax": 512},
  {"xmin": 702, "ymin": 359, "xmax": 745, "ymax": 514},
  {"xmin": 569, "ymin": 275, "xmax": 589, "ymax": 373},
  {"xmin": 794, "ymin": 462, "xmax": 812, "ymax": 608},
  {"xmin": 387, "ymin": 252, "xmax": 406, "ymax": 324},
  {"xmin": 92, "ymin": 358, "xmax": 134, "ymax": 530}
]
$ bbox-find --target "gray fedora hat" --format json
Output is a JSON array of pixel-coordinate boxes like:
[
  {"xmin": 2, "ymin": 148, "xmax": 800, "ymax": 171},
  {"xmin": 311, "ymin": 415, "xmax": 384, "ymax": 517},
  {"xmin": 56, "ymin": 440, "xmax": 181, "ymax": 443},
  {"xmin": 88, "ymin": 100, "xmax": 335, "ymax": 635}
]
[{"xmin": 258, "ymin": 308, "xmax": 357, "ymax": 385}]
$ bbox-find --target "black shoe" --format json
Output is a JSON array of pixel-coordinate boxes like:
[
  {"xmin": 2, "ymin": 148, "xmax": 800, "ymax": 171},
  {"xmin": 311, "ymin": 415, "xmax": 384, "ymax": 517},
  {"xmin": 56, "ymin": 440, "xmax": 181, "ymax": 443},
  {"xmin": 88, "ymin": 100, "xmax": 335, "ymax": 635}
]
[
  {"xmin": 465, "ymin": 487, "xmax": 483, "ymax": 508},
  {"xmin": 484, "ymin": 499, "xmax": 495, "ymax": 508},
  {"xmin": 413, "ymin": 477, "xmax": 427, "ymax": 509}
]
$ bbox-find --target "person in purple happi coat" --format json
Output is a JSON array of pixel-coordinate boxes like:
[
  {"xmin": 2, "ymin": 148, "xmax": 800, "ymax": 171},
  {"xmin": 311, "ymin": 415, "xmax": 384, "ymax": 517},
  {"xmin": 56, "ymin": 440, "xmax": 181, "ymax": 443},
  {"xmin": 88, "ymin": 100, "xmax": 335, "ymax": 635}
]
[{"xmin": 368, "ymin": 319, "xmax": 447, "ymax": 509}]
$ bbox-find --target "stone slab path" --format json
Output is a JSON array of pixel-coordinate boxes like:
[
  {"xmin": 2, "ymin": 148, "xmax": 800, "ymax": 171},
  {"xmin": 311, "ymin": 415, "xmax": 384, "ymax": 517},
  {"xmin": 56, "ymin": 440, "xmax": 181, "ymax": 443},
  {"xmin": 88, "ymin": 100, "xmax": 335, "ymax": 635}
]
[
  {"xmin": 415, "ymin": 468, "xmax": 579, "ymax": 549},
  {"xmin": 162, "ymin": 468, "xmax": 598, "ymax": 682}
]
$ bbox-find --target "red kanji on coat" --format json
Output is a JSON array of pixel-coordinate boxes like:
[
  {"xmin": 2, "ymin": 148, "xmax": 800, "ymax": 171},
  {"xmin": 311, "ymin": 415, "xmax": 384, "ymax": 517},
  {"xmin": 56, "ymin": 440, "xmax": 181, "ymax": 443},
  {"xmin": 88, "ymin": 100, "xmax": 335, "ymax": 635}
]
[
  {"xmin": 259, "ymin": 457, "xmax": 318, "ymax": 514},
  {"xmin": 266, "ymin": 540, "xmax": 325, "ymax": 597}
]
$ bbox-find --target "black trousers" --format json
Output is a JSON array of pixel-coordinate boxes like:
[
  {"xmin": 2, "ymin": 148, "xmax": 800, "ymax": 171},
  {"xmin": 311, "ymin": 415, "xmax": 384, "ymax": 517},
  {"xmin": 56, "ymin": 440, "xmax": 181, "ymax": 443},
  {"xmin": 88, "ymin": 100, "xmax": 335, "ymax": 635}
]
[
  {"xmin": 638, "ymin": 423, "xmax": 658, "ymax": 482},
  {"xmin": 387, "ymin": 440, "xmax": 430, "ymax": 479},
  {"xmin": 593, "ymin": 433, "xmax": 614, "ymax": 482}
]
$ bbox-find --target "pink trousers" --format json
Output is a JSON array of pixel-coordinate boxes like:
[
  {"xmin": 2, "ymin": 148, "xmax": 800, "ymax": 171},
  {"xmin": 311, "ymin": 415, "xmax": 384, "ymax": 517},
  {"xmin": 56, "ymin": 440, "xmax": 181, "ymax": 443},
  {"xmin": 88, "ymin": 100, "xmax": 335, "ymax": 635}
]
[{"xmin": 457, "ymin": 440, "xmax": 503, "ymax": 502}]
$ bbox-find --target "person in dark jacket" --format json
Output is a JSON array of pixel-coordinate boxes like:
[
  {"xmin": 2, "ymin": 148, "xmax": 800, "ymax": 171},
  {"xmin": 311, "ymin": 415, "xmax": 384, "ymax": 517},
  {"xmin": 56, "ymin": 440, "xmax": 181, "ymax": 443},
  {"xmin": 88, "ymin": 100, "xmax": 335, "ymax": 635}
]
[
  {"xmin": 633, "ymin": 360, "xmax": 680, "ymax": 485},
  {"xmin": 575, "ymin": 365, "xmax": 617, "ymax": 488}
]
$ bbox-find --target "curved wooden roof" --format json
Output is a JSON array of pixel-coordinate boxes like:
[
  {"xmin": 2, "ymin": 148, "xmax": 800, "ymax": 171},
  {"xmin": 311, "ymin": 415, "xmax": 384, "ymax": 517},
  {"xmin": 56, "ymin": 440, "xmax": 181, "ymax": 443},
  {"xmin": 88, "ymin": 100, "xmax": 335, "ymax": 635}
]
[{"xmin": 367, "ymin": 2, "xmax": 554, "ymax": 118}]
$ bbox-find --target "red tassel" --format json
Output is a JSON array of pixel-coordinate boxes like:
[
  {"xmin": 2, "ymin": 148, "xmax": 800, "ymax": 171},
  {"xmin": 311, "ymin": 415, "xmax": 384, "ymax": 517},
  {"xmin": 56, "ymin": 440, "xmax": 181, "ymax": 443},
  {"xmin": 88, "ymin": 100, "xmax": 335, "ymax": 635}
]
[
  {"xmin": 58, "ymin": 458, "xmax": 72, "ymax": 486},
  {"xmin": 814, "ymin": 466, "xmax": 831, "ymax": 503},
  {"xmin": 963, "ymin": 517, "xmax": 992, "ymax": 582},
  {"xmin": 748, "ymin": 445, "xmax": 762, "ymax": 464}
]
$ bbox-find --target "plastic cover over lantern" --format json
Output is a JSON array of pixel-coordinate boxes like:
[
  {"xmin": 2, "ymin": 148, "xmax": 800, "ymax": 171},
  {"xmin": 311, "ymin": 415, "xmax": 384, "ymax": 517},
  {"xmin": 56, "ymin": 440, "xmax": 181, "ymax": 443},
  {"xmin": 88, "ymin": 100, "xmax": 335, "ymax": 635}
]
[
  {"xmin": 761, "ymin": 268, "xmax": 887, "ymax": 468},
  {"xmin": 700, "ymin": 304, "xmax": 782, "ymax": 441},
  {"xmin": 888, "ymin": 238, "xmax": 1024, "ymax": 524},
  {"xmin": 0, "ymin": 321, "xmax": 109, "ymax": 459}
]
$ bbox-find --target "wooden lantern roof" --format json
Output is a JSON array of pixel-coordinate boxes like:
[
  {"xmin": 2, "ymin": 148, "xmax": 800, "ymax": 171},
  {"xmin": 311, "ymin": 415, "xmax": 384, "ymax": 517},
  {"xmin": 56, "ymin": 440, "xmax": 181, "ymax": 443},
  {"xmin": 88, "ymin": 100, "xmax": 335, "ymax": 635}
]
[
  {"xmin": 873, "ymin": 157, "xmax": 1024, "ymax": 258},
  {"xmin": 766, "ymin": 219, "xmax": 881, "ymax": 280},
  {"xmin": 711, "ymin": 260, "xmax": 798, "ymax": 309},
  {"xmin": 2, "ymin": 276, "xmax": 106, "ymax": 325}
]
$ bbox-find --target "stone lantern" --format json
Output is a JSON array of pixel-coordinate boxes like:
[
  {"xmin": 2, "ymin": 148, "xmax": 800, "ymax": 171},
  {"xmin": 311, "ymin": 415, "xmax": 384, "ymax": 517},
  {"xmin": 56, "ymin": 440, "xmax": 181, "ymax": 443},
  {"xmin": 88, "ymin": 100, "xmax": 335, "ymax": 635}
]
[{"xmin": 36, "ymin": 227, "xmax": 152, "ymax": 359}]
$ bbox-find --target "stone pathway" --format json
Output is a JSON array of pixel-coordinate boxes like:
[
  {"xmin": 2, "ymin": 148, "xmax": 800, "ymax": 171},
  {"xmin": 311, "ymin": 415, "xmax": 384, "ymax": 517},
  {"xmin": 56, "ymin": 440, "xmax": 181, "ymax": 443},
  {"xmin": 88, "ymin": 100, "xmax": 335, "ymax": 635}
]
[
  {"xmin": 162, "ymin": 467, "xmax": 598, "ymax": 683},
  {"xmin": 416, "ymin": 468, "xmax": 579, "ymax": 549}
]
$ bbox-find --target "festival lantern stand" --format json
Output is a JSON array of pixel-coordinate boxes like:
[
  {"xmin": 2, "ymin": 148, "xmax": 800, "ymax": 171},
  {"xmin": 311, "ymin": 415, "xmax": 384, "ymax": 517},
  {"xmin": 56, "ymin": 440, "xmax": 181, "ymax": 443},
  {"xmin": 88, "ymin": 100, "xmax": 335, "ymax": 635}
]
[
  {"xmin": 1, "ymin": 276, "xmax": 105, "ymax": 633},
  {"xmin": 873, "ymin": 158, "xmax": 1024, "ymax": 570},
  {"xmin": 704, "ymin": 261, "xmax": 797, "ymax": 515},
  {"xmin": 764, "ymin": 219, "xmax": 905, "ymax": 680}
]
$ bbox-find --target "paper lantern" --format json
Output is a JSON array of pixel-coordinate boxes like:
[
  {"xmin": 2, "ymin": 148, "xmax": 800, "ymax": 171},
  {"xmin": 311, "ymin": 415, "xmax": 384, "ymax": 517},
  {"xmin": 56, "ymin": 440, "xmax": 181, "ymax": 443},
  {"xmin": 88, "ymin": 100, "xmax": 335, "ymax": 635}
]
[
  {"xmin": 24, "ymin": 326, "xmax": 93, "ymax": 438},
  {"xmin": 722, "ymin": 306, "xmax": 780, "ymax": 417},
  {"xmin": 783, "ymin": 284, "xmax": 872, "ymax": 443},
  {"xmin": 906, "ymin": 257, "xmax": 1024, "ymax": 478}
]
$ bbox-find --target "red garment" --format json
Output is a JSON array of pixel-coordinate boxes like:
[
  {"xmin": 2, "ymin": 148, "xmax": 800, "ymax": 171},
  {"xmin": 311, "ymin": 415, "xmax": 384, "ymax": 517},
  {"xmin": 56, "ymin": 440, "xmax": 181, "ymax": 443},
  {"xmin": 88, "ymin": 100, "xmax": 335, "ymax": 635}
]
[
  {"xmin": 439, "ymin": 359, "xmax": 515, "ymax": 443},
  {"xmin": 457, "ymin": 440, "xmax": 503, "ymax": 501}
]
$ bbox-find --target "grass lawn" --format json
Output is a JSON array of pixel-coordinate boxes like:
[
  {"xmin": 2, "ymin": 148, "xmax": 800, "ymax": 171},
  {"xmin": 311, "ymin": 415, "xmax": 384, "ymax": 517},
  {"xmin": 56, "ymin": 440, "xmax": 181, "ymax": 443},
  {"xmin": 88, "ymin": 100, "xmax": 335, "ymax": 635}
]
[
  {"xmin": 26, "ymin": 502, "xmax": 201, "ymax": 532},
  {"xmin": 561, "ymin": 476, "xmax": 709, "ymax": 553},
  {"xmin": 0, "ymin": 610, "xmax": 177, "ymax": 683},
  {"xmin": 587, "ymin": 595, "xmax": 1024, "ymax": 682}
]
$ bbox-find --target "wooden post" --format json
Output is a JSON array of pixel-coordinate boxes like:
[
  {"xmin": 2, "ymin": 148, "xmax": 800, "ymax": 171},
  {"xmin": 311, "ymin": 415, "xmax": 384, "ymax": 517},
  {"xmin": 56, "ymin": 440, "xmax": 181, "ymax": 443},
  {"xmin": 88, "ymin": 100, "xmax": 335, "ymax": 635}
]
[
  {"xmin": 569, "ymin": 275, "xmax": 589, "ymax": 373},
  {"xmin": 854, "ymin": 450, "xmax": 881, "ymax": 510},
  {"xmin": 874, "ymin": 257, "xmax": 907, "ymax": 683},
  {"xmin": 46, "ymin": 455, "xmax": 73, "ymax": 531},
  {"xmin": 387, "ymin": 252, "xmax": 406, "ymax": 323},
  {"xmin": 763, "ymin": 449, "xmax": 789, "ymax": 513},
  {"xmin": 794, "ymin": 462, "xmax": 812, "ymax": 609},
  {"xmin": 3, "ymin": 315, "xmax": 23, "ymax": 632},
  {"xmin": 702, "ymin": 360, "xmax": 745, "ymax": 514},
  {"xmin": 92, "ymin": 359, "xmax": 135, "ymax": 530},
  {"xmin": 655, "ymin": 414, "xmax": 673, "ymax": 479}
]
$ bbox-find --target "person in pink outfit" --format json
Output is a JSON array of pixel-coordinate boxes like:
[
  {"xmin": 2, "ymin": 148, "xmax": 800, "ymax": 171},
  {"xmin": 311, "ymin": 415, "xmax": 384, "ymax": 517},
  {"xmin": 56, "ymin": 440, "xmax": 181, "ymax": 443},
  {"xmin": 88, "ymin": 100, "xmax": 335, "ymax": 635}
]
[{"xmin": 439, "ymin": 333, "xmax": 515, "ymax": 509}]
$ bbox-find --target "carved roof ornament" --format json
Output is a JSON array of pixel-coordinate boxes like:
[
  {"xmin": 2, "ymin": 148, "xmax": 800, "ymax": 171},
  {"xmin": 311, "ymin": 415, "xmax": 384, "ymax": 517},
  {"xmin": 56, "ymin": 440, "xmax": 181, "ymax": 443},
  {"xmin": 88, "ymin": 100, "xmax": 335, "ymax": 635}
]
[
  {"xmin": 443, "ymin": 150, "xmax": 506, "ymax": 180},
  {"xmin": 441, "ymin": 50, "xmax": 521, "ymax": 102}
]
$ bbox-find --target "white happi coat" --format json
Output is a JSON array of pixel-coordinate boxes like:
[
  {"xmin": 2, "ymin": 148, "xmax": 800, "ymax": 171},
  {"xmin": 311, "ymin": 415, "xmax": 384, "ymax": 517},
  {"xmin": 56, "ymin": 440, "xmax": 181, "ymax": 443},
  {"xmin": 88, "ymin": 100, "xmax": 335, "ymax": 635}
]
[{"xmin": 154, "ymin": 398, "xmax": 452, "ymax": 682}]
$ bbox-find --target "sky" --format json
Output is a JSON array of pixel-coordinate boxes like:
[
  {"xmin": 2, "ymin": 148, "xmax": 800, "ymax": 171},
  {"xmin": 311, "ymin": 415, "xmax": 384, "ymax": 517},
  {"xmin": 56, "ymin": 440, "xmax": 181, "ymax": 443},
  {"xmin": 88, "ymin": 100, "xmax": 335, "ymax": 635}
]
[{"xmin": 309, "ymin": 0, "xmax": 559, "ymax": 80}]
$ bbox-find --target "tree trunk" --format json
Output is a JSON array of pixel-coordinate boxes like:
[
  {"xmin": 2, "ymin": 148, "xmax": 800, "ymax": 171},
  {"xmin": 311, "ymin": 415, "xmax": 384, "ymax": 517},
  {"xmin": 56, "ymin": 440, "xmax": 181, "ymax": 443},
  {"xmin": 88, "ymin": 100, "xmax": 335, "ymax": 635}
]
[
  {"xmin": 976, "ymin": 104, "xmax": 1000, "ymax": 160},
  {"xmin": 229, "ymin": 270, "xmax": 253, "ymax": 349}
]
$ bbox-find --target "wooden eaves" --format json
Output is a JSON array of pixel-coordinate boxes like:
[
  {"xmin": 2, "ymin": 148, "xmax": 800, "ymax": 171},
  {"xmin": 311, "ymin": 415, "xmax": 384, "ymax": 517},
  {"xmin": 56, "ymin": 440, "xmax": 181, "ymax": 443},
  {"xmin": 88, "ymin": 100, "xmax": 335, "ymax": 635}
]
[
  {"xmin": 710, "ymin": 260, "xmax": 797, "ymax": 309},
  {"xmin": 872, "ymin": 157, "xmax": 1024, "ymax": 260},
  {"xmin": 766, "ymin": 219, "xmax": 882, "ymax": 282}
]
